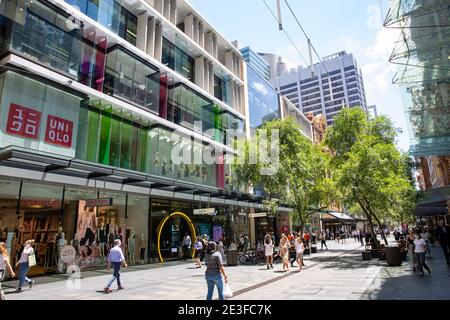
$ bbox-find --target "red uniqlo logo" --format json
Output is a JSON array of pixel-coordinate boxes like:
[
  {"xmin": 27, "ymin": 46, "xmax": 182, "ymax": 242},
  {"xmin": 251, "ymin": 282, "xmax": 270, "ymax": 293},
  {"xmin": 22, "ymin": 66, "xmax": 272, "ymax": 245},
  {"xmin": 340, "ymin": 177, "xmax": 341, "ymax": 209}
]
[
  {"xmin": 6, "ymin": 104, "xmax": 41, "ymax": 139},
  {"xmin": 45, "ymin": 115, "xmax": 73, "ymax": 148}
]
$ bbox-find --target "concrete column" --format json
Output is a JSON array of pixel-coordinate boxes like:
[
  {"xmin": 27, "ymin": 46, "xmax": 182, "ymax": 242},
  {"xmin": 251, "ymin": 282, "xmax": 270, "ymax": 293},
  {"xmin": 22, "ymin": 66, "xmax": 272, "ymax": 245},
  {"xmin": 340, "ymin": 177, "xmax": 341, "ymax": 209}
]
[
  {"xmin": 195, "ymin": 56, "xmax": 205, "ymax": 88},
  {"xmin": 205, "ymin": 32, "xmax": 213, "ymax": 55},
  {"xmin": 170, "ymin": 0, "xmax": 177, "ymax": 25},
  {"xmin": 198, "ymin": 22, "xmax": 205, "ymax": 48},
  {"xmin": 146, "ymin": 17, "xmax": 156, "ymax": 57},
  {"xmin": 163, "ymin": 0, "xmax": 170, "ymax": 19},
  {"xmin": 193, "ymin": 17, "xmax": 199, "ymax": 44},
  {"xmin": 136, "ymin": 12, "xmax": 148, "ymax": 52},
  {"xmin": 213, "ymin": 34, "xmax": 218, "ymax": 59},
  {"xmin": 184, "ymin": 14, "xmax": 194, "ymax": 40},
  {"xmin": 203, "ymin": 59, "xmax": 209, "ymax": 93},
  {"xmin": 225, "ymin": 51, "xmax": 234, "ymax": 74},
  {"xmin": 154, "ymin": 0, "xmax": 163, "ymax": 14},
  {"xmin": 154, "ymin": 23, "xmax": 163, "ymax": 61},
  {"xmin": 209, "ymin": 62, "xmax": 214, "ymax": 95}
]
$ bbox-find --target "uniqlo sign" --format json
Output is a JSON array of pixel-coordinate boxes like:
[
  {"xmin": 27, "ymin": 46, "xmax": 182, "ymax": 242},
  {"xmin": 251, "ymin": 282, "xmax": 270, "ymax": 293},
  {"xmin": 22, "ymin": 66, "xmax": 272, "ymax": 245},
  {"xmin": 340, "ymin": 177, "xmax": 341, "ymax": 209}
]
[
  {"xmin": 45, "ymin": 115, "xmax": 73, "ymax": 148},
  {"xmin": 6, "ymin": 104, "xmax": 41, "ymax": 139}
]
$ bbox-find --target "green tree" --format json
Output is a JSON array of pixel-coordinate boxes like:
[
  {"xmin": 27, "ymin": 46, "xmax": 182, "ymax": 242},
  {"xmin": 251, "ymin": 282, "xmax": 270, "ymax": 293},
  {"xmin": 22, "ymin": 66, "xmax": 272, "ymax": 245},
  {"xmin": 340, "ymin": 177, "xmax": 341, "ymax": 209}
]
[
  {"xmin": 324, "ymin": 108, "xmax": 418, "ymax": 247},
  {"xmin": 234, "ymin": 118, "xmax": 329, "ymax": 234}
]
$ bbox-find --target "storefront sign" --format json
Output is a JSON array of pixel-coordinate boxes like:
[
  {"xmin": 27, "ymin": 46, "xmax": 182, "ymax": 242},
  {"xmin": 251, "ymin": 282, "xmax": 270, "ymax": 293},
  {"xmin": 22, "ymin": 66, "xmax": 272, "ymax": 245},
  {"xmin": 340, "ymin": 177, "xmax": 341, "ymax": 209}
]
[
  {"xmin": 20, "ymin": 199, "xmax": 61, "ymax": 208},
  {"xmin": 85, "ymin": 198, "xmax": 113, "ymax": 207},
  {"xmin": 193, "ymin": 208, "xmax": 216, "ymax": 216},
  {"xmin": 248, "ymin": 212, "xmax": 267, "ymax": 218},
  {"xmin": 45, "ymin": 115, "xmax": 73, "ymax": 148},
  {"xmin": 238, "ymin": 210, "xmax": 247, "ymax": 216},
  {"xmin": 6, "ymin": 104, "xmax": 41, "ymax": 139},
  {"xmin": 5, "ymin": 103, "xmax": 74, "ymax": 148}
]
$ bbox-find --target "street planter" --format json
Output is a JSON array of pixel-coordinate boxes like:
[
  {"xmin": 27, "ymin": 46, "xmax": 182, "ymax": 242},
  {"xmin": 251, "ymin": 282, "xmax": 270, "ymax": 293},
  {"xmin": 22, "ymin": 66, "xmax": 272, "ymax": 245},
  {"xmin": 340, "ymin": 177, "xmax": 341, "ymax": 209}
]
[
  {"xmin": 370, "ymin": 249, "xmax": 379, "ymax": 259},
  {"xmin": 385, "ymin": 246, "xmax": 402, "ymax": 266},
  {"xmin": 378, "ymin": 250, "xmax": 386, "ymax": 261},
  {"xmin": 304, "ymin": 248, "xmax": 311, "ymax": 255},
  {"xmin": 226, "ymin": 250, "xmax": 238, "ymax": 266},
  {"xmin": 362, "ymin": 251, "xmax": 372, "ymax": 261},
  {"xmin": 311, "ymin": 245, "xmax": 317, "ymax": 253}
]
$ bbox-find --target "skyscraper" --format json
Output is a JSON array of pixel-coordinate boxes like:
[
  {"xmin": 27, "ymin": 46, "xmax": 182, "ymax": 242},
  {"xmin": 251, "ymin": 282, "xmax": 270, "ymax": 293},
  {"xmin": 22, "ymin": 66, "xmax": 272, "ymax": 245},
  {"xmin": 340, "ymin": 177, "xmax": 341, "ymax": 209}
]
[{"xmin": 266, "ymin": 51, "xmax": 368, "ymax": 126}]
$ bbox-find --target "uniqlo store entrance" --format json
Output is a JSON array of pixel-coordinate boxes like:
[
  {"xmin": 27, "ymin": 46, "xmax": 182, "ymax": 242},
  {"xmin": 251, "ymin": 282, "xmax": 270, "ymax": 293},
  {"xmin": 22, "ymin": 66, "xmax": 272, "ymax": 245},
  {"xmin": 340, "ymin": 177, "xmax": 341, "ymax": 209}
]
[{"xmin": 0, "ymin": 177, "xmax": 245, "ymax": 275}]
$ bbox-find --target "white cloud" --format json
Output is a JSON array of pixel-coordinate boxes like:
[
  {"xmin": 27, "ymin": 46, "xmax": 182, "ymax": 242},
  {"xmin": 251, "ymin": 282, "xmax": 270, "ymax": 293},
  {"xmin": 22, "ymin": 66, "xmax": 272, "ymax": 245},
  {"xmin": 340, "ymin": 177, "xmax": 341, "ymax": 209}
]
[
  {"xmin": 252, "ymin": 81, "xmax": 269, "ymax": 96},
  {"xmin": 365, "ymin": 27, "xmax": 402, "ymax": 61}
]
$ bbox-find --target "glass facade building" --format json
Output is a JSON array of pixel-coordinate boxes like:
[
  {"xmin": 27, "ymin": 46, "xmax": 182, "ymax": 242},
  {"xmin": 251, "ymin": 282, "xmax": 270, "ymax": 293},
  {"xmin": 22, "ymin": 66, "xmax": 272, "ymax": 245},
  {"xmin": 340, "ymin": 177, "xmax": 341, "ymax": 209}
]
[
  {"xmin": 0, "ymin": 0, "xmax": 259, "ymax": 274},
  {"xmin": 247, "ymin": 65, "xmax": 280, "ymax": 133}
]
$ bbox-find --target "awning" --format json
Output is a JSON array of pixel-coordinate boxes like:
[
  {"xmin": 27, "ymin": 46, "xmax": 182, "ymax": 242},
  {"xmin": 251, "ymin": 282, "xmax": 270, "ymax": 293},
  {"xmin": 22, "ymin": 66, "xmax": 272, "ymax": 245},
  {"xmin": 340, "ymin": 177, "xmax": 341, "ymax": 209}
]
[
  {"xmin": 415, "ymin": 201, "xmax": 449, "ymax": 217},
  {"xmin": 321, "ymin": 211, "xmax": 357, "ymax": 221}
]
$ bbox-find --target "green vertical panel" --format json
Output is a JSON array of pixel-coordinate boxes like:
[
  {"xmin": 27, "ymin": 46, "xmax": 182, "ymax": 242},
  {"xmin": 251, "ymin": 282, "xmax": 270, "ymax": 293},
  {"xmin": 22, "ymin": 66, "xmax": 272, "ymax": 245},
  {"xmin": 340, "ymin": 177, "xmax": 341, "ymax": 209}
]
[
  {"xmin": 120, "ymin": 120, "xmax": 132, "ymax": 169},
  {"xmin": 98, "ymin": 108, "xmax": 112, "ymax": 165},
  {"xmin": 86, "ymin": 109, "xmax": 100, "ymax": 163},
  {"xmin": 139, "ymin": 126, "xmax": 149, "ymax": 173},
  {"xmin": 75, "ymin": 100, "xmax": 89, "ymax": 160},
  {"xmin": 130, "ymin": 123, "xmax": 139, "ymax": 171},
  {"xmin": 109, "ymin": 114, "xmax": 121, "ymax": 167},
  {"xmin": 213, "ymin": 107, "xmax": 222, "ymax": 143}
]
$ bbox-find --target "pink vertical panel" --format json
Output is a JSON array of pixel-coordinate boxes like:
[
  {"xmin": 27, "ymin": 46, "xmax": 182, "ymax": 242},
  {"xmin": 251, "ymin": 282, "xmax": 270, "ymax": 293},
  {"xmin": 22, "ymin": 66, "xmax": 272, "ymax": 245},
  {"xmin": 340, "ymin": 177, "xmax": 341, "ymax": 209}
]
[{"xmin": 94, "ymin": 37, "xmax": 107, "ymax": 91}]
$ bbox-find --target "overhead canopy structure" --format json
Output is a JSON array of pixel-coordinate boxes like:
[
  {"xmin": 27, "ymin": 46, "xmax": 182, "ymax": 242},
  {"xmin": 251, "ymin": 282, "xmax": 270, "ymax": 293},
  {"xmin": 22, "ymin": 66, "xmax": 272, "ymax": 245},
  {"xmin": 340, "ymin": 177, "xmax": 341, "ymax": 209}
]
[
  {"xmin": 384, "ymin": 0, "xmax": 450, "ymax": 157},
  {"xmin": 320, "ymin": 211, "xmax": 362, "ymax": 222}
]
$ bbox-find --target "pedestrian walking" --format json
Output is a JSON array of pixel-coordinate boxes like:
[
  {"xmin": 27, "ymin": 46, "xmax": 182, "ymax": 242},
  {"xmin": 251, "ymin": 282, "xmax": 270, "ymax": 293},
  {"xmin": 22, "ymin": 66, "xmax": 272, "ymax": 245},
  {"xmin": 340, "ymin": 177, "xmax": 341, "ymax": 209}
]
[
  {"xmin": 104, "ymin": 239, "xmax": 127, "ymax": 293},
  {"xmin": 264, "ymin": 235, "xmax": 274, "ymax": 269},
  {"xmin": 15, "ymin": 239, "xmax": 35, "ymax": 293},
  {"xmin": 279, "ymin": 234, "xmax": 290, "ymax": 272},
  {"xmin": 414, "ymin": 231, "xmax": 431, "ymax": 276},
  {"xmin": 194, "ymin": 237, "xmax": 203, "ymax": 268},
  {"xmin": 420, "ymin": 227, "xmax": 432, "ymax": 259},
  {"xmin": 407, "ymin": 230, "xmax": 417, "ymax": 272},
  {"xmin": 294, "ymin": 235, "xmax": 304, "ymax": 272},
  {"xmin": 1, "ymin": 242, "xmax": 16, "ymax": 300},
  {"xmin": 182, "ymin": 233, "xmax": 192, "ymax": 261},
  {"xmin": 204, "ymin": 242, "xmax": 228, "ymax": 300},
  {"xmin": 320, "ymin": 232, "xmax": 328, "ymax": 250},
  {"xmin": 435, "ymin": 219, "xmax": 450, "ymax": 265}
]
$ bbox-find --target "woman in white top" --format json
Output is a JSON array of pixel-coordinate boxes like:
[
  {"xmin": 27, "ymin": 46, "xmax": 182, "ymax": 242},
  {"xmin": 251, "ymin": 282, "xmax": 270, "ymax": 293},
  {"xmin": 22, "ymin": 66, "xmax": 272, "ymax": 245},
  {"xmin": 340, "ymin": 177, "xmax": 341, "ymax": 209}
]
[
  {"xmin": 194, "ymin": 237, "xmax": 203, "ymax": 268},
  {"xmin": 294, "ymin": 235, "xmax": 305, "ymax": 272},
  {"xmin": 420, "ymin": 228, "xmax": 432, "ymax": 259},
  {"xmin": 217, "ymin": 238, "xmax": 226, "ymax": 264},
  {"xmin": 279, "ymin": 234, "xmax": 290, "ymax": 272},
  {"xmin": 1, "ymin": 242, "xmax": 16, "ymax": 300},
  {"xmin": 264, "ymin": 235, "xmax": 274, "ymax": 270},
  {"xmin": 15, "ymin": 239, "xmax": 35, "ymax": 292},
  {"xmin": 413, "ymin": 231, "xmax": 431, "ymax": 276}
]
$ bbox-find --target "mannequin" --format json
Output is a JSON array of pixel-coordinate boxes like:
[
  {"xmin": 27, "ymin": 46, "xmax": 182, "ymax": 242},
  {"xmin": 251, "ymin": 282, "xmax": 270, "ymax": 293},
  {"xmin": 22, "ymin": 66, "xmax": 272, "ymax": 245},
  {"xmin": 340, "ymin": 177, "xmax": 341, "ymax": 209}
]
[
  {"xmin": 128, "ymin": 231, "xmax": 136, "ymax": 265},
  {"xmin": 97, "ymin": 222, "xmax": 107, "ymax": 257},
  {"xmin": 107, "ymin": 226, "xmax": 115, "ymax": 251},
  {"xmin": 54, "ymin": 227, "xmax": 65, "ymax": 267},
  {"xmin": 139, "ymin": 233, "xmax": 146, "ymax": 264},
  {"xmin": 57, "ymin": 232, "xmax": 67, "ymax": 273}
]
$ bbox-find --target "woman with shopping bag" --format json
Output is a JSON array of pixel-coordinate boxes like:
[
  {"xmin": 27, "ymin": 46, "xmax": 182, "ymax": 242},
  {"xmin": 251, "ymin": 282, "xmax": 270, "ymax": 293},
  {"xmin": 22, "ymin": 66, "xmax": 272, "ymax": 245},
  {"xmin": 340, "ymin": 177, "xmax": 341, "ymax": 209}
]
[
  {"xmin": 204, "ymin": 241, "xmax": 228, "ymax": 300},
  {"xmin": 15, "ymin": 239, "xmax": 36, "ymax": 293}
]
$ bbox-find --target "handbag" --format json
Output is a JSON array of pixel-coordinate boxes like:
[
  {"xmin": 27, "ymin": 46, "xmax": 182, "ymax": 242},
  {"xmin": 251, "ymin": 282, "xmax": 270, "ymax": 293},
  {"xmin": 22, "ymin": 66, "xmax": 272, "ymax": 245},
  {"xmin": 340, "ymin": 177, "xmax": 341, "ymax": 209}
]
[
  {"xmin": 223, "ymin": 282, "xmax": 233, "ymax": 299},
  {"xmin": 28, "ymin": 250, "xmax": 37, "ymax": 267}
]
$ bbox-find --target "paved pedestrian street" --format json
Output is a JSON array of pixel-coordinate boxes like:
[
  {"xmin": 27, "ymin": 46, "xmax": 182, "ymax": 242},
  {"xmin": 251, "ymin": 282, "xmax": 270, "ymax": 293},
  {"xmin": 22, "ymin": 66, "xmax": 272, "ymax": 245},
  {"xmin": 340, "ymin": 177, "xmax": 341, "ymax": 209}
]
[{"xmin": 3, "ymin": 238, "xmax": 450, "ymax": 300}]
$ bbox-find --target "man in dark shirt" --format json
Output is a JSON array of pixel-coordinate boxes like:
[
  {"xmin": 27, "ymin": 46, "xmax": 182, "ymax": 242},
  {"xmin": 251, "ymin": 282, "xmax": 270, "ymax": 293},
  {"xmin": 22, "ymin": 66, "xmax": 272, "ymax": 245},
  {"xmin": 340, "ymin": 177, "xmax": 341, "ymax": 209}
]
[{"xmin": 435, "ymin": 219, "xmax": 450, "ymax": 265}]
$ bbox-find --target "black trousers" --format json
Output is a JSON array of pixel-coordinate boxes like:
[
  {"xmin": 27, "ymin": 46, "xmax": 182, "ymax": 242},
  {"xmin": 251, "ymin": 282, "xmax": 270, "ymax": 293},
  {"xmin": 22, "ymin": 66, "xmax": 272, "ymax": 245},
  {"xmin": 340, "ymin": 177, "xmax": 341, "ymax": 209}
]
[
  {"xmin": 183, "ymin": 245, "xmax": 191, "ymax": 261},
  {"xmin": 80, "ymin": 228, "xmax": 95, "ymax": 246},
  {"xmin": 321, "ymin": 240, "xmax": 328, "ymax": 249}
]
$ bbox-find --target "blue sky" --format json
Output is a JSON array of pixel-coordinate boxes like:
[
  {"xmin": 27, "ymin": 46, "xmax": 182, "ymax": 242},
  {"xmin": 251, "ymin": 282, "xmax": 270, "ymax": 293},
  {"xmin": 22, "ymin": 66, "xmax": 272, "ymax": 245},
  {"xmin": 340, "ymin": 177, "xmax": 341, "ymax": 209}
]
[{"xmin": 188, "ymin": 0, "xmax": 410, "ymax": 152}]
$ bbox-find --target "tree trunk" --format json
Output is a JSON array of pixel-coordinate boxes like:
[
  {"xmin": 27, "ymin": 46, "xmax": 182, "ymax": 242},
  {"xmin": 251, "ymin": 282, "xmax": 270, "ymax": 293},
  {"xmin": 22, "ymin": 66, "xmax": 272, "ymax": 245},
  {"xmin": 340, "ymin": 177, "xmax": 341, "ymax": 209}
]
[
  {"xmin": 371, "ymin": 213, "xmax": 388, "ymax": 246},
  {"xmin": 356, "ymin": 197, "xmax": 379, "ymax": 250}
]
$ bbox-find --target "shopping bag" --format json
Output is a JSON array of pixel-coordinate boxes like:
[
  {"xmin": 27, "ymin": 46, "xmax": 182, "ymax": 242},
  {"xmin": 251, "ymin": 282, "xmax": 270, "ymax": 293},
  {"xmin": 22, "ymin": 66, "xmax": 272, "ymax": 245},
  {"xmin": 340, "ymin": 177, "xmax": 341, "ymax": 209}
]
[
  {"xmin": 223, "ymin": 282, "xmax": 233, "ymax": 299},
  {"xmin": 28, "ymin": 252, "xmax": 37, "ymax": 267}
]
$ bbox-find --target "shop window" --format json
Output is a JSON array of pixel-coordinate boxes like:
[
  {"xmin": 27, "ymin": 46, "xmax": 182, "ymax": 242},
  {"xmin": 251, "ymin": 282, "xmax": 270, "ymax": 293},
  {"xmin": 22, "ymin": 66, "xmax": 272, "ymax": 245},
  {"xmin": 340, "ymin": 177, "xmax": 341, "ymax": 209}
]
[
  {"xmin": 214, "ymin": 75, "xmax": 223, "ymax": 101},
  {"xmin": 0, "ymin": 71, "xmax": 83, "ymax": 157},
  {"xmin": 104, "ymin": 46, "xmax": 160, "ymax": 113},
  {"xmin": 16, "ymin": 182, "xmax": 64, "ymax": 274},
  {"xmin": 162, "ymin": 38, "xmax": 195, "ymax": 82}
]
